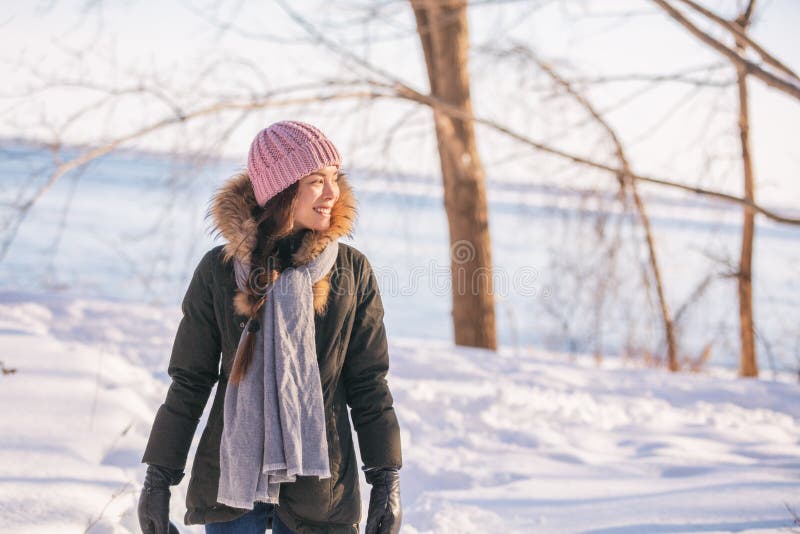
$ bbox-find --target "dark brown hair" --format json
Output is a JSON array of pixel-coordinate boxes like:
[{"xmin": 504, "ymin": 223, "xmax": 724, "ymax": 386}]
[{"xmin": 229, "ymin": 180, "xmax": 301, "ymax": 385}]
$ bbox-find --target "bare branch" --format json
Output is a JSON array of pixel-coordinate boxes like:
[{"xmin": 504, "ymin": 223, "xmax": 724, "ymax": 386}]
[
  {"xmin": 387, "ymin": 82, "xmax": 800, "ymax": 225},
  {"xmin": 675, "ymin": 0, "xmax": 798, "ymax": 81},
  {"xmin": 651, "ymin": 0, "xmax": 800, "ymax": 101},
  {"xmin": 525, "ymin": 46, "xmax": 679, "ymax": 369},
  {"xmin": 0, "ymin": 87, "xmax": 389, "ymax": 261}
]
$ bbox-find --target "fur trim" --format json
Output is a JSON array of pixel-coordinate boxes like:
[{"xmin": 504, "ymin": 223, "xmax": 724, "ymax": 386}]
[
  {"xmin": 232, "ymin": 290, "xmax": 254, "ymax": 317},
  {"xmin": 208, "ymin": 169, "xmax": 357, "ymax": 317},
  {"xmin": 312, "ymin": 276, "xmax": 332, "ymax": 315}
]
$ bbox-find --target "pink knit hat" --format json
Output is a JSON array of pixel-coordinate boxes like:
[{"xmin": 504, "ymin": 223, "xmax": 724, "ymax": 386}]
[{"xmin": 247, "ymin": 120, "xmax": 342, "ymax": 207}]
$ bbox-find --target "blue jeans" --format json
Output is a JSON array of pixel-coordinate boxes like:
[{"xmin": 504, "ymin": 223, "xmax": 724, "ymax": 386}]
[{"xmin": 205, "ymin": 502, "xmax": 297, "ymax": 534}]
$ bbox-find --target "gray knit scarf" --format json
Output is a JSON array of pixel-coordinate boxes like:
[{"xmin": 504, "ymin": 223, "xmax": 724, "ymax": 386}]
[{"xmin": 216, "ymin": 239, "xmax": 339, "ymax": 509}]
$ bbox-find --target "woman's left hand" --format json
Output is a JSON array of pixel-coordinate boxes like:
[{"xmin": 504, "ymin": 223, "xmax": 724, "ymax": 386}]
[{"xmin": 363, "ymin": 467, "xmax": 402, "ymax": 534}]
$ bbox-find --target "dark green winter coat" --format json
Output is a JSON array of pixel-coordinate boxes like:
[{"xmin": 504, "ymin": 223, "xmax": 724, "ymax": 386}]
[{"xmin": 141, "ymin": 171, "xmax": 402, "ymax": 533}]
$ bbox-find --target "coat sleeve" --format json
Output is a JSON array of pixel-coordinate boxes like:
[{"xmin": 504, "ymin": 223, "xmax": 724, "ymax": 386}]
[
  {"xmin": 141, "ymin": 248, "xmax": 222, "ymax": 471},
  {"xmin": 342, "ymin": 254, "xmax": 403, "ymax": 470}
]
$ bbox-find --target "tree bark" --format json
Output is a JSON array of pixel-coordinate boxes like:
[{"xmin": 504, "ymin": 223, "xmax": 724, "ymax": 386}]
[
  {"xmin": 410, "ymin": 0, "xmax": 496, "ymax": 349},
  {"xmin": 734, "ymin": 3, "xmax": 758, "ymax": 377}
]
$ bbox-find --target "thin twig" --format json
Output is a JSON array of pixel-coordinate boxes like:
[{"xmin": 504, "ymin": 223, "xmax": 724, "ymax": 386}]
[
  {"xmin": 84, "ymin": 482, "xmax": 135, "ymax": 533},
  {"xmin": 651, "ymin": 0, "xmax": 800, "ymax": 101},
  {"xmin": 675, "ymin": 0, "xmax": 798, "ymax": 81}
]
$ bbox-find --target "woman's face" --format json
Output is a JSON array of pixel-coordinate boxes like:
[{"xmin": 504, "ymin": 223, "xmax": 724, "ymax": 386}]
[{"xmin": 292, "ymin": 165, "xmax": 340, "ymax": 232}]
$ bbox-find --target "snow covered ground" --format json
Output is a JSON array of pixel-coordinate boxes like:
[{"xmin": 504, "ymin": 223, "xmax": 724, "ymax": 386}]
[{"xmin": 1, "ymin": 291, "xmax": 798, "ymax": 533}]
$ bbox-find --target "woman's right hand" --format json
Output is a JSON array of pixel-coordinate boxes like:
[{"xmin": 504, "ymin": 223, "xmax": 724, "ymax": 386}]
[{"xmin": 137, "ymin": 464, "xmax": 184, "ymax": 534}]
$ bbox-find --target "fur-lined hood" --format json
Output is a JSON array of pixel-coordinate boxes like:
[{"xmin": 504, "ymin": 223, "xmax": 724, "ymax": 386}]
[{"xmin": 206, "ymin": 170, "xmax": 357, "ymax": 317}]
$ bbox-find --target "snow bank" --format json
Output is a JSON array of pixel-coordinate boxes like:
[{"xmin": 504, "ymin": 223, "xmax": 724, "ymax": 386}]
[{"xmin": 0, "ymin": 292, "xmax": 798, "ymax": 533}]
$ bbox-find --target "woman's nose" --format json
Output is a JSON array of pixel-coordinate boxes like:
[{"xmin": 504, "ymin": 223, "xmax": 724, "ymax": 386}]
[{"xmin": 323, "ymin": 181, "xmax": 338, "ymax": 199}]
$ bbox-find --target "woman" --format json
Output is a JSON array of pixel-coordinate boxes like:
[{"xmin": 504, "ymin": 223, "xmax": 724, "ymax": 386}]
[{"xmin": 137, "ymin": 121, "xmax": 403, "ymax": 534}]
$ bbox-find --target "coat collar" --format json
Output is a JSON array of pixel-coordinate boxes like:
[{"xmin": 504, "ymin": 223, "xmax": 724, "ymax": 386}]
[
  {"xmin": 206, "ymin": 170, "xmax": 357, "ymax": 316},
  {"xmin": 207, "ymin": 170, "xmax": 357, "ymax": 268}
]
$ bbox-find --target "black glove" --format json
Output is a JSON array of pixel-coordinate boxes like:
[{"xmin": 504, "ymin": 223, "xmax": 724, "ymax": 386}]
[
  {"xmin": 138, "ymin": 464, "xmax": 184, "ymax": 534},
  {"xmin": 363, "ymin": 466, "xmax": 402, "ymax": 534}
]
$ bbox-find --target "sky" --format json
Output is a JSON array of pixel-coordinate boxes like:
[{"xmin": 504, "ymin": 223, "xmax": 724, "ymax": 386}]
[{"xmin": 1, "ymin": 0, "xmax": 799, "ymax": 209}]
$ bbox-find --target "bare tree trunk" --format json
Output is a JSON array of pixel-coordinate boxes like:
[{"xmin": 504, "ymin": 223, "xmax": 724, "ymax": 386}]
[
  {"xmin": 734, "ymin": 2, "xmax": 758, "ymax": 377},
  {"xmin": 410, "ymin": 0, "xmax": 496, "ymax": 349}
]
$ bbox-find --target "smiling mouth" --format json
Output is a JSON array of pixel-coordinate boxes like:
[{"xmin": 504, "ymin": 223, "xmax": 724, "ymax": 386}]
[{"xmin": 313, "ymin": 207, "xmax": 331, "ymax": 216}]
